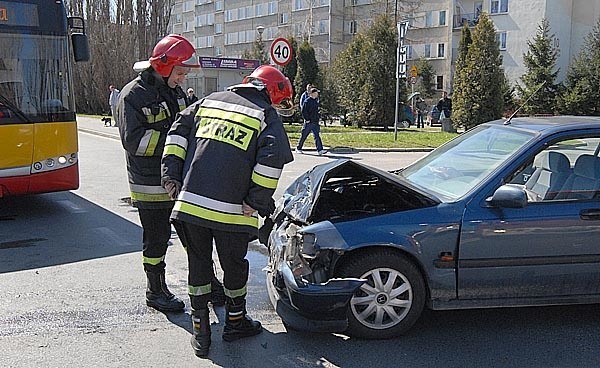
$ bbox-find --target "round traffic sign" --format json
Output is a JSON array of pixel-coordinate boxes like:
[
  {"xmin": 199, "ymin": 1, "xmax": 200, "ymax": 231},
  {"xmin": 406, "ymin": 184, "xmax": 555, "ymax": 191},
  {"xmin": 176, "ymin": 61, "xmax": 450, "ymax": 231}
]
[{"xmin": 270, "ymin": 37, "xmax": 293, "ymax": 66}]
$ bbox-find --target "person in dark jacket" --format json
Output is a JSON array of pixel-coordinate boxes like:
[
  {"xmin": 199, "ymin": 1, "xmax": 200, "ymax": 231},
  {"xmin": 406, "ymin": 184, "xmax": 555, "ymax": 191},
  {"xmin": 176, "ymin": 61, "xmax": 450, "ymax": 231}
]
[
  {"xmin": 187, "ymin": 88, "xmax": 199, "ymax": 104},
  {"xmin": 116, "ymin": 34, "xmax": 208, "ymax": 313},
  {"xmin": 296, "ymin": 88, "xmax": 326, "ymax": 155},
  {"xmin": 162, "ymin": 65, "xmax": 294, "ymax": 358}
]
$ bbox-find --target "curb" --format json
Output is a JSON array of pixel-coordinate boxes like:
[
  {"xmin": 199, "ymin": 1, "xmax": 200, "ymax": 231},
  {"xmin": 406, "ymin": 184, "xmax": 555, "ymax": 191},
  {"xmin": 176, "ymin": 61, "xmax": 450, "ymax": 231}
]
[{"xmin": 77, "ymin": 128, "xmax": 435, "ymax": 153}]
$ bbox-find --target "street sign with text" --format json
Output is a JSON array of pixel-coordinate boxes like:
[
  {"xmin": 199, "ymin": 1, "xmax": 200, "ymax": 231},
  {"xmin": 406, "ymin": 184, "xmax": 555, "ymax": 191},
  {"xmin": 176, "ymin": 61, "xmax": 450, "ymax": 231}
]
[{"xmin": 270, "ymin": 38, "xmax": 293, "ymax": 66}]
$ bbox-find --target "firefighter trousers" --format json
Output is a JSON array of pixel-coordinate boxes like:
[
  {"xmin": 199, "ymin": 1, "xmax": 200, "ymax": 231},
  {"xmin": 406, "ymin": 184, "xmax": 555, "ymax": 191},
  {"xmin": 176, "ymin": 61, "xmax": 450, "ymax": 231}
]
[
  {"xmin": 138, "ymin": 207, "xmax": 173, "ymax": 272},
  {"xmin": 177, "ymin": 221, "xmax": 250, "ymax": 307}
]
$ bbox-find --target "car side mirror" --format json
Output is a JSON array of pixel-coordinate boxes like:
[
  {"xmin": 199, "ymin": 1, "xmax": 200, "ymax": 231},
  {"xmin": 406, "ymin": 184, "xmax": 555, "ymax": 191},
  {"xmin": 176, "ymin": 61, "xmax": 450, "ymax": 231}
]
[{"xmin": 486, "ymin": 185, "xmax": 528, "ymax": 208}]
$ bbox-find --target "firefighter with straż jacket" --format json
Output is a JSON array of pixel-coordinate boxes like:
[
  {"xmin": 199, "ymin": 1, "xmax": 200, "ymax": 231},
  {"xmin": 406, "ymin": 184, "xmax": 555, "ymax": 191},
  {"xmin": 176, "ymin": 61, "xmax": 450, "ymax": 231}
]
[
  {"xmin": 161, "ymin": 65, "xmax": 294, "ymax": 358},
  {"xmin": 115, "ymin": 34, "xmax": 224, "ymax": 313}
]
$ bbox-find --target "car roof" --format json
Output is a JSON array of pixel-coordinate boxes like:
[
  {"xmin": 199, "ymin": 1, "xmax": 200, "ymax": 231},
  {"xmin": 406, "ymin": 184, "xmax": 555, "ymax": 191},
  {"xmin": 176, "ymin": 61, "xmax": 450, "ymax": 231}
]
[{"xmin": 484, "ymin": 115, "xmax": 600, "ymax": 134}]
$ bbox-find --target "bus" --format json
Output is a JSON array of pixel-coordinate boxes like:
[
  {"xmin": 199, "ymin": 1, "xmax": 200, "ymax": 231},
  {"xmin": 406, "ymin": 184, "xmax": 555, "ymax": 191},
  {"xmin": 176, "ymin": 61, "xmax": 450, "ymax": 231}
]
[{"xmin": 0, "ymin": 0, "xmax": 89, "ymax": 197}]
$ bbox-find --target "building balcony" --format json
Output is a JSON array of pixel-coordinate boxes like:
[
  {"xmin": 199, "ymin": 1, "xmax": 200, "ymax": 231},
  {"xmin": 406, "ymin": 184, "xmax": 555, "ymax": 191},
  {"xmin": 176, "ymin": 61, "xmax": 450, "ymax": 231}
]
[{"xmin": 453, "ymin": 13, "xmax": 479, "ymax": 29}]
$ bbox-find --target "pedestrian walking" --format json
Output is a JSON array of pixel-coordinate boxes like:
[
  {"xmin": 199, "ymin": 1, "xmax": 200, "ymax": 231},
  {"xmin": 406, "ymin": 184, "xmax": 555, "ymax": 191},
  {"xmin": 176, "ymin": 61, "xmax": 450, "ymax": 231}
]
[
  {"xmin": 299, "ymin": 83, "xmax": 312, "ymax": 112},
  {"xmin": 115, "ymin": 34, "xmax": 205, "ymax": 313},
  {"xmin": 162, "ymin": 65, "xmax": 294, "ymax": 358},
  {"xmin": 296, "ymin": 88, "xmax": 326, "ymax": 155},
  {"xmin": 187, "ymin": 88, "xmax": 198, "ymax": 104},
  {"xmin": 108, "ymin": 84, "xmax": 120, "ymax": 126},
  {"xmin": 415, "ymin": 97, "xmax": 427, "ymax": 129}
]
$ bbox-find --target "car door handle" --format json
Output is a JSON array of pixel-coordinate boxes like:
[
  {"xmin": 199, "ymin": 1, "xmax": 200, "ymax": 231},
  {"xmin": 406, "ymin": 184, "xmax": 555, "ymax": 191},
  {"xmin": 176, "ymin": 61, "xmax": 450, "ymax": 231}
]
[{"xmin": 580, "ymin": 209, "xmax": 600, "ymax": 220}]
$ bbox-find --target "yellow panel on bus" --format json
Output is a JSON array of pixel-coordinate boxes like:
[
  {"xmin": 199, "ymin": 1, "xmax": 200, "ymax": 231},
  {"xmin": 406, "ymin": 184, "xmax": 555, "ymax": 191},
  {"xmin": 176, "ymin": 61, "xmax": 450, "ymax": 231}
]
[
  {"xmin": 32, "ymin": 121, "xmax": 78, "ymax": 161},
  {"xmin": 0, "ymin": 124, "xmax": 33, "ymax": 169}
]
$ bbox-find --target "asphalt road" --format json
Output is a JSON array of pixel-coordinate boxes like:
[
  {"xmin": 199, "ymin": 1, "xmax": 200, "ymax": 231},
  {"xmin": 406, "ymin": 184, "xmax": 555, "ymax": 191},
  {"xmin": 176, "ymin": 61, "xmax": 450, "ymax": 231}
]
[{"xmin": 0, "ymin": 118, "xmax": 599, "ymax": 367}]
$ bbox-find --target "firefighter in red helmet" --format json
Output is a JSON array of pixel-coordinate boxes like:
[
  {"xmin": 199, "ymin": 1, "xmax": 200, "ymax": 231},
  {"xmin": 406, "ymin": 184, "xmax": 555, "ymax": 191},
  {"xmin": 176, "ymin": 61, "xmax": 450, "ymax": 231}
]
[
  {"xmin": 115, "ymin": 34, "xmax": 226, "ymax": 313},
  {"xmin": 162, "ymin": 65, "xmax": 294, "ymax": 358}
]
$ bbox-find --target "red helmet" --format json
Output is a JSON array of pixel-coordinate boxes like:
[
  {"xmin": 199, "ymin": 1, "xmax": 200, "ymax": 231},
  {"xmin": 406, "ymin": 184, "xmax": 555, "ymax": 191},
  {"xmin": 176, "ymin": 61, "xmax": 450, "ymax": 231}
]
[
  {"xmin": 149, "ymin": 34, "xmax": 200, "ymax": 77},
  {"xmin": 242, "ymin": 65, "xmax": 293, "ymax": 114}
]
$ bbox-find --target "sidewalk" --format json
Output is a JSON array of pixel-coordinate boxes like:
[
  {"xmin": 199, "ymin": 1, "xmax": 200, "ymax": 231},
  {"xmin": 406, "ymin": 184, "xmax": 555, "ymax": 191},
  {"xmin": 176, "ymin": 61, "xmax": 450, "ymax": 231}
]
[{"xmin": 76, "ymin": 115, "xmax": 434, "ymax": 153}]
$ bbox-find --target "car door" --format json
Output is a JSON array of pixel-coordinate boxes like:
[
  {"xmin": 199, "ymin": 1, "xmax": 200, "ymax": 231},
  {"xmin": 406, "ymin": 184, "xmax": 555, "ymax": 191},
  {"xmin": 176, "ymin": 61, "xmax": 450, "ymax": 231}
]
[{"xmin": 458, "ymin": 134, "xmax": 600, "ymax": 300}]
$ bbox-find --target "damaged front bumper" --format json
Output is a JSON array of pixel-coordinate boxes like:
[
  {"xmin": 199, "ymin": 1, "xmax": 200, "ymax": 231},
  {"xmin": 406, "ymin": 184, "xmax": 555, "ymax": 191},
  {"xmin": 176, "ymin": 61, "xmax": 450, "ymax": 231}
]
[{"xmin": 265, "ymin": 221, "xmax": 365, "ymax": 333}]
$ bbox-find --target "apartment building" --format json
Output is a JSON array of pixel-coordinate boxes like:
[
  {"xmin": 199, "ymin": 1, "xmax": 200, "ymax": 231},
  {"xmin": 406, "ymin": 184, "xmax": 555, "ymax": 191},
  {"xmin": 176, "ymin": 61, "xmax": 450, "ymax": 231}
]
[{"xmin": 169, "ymin": 0, "xmax": 600, "ymax": 96}]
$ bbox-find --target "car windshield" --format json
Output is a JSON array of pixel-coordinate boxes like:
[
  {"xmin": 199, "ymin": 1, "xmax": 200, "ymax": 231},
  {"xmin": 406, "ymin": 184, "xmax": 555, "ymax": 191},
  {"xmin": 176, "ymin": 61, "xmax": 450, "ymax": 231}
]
[{"xmin": 400, "ymin": 125, "xmax": 536, "ymax": 201}]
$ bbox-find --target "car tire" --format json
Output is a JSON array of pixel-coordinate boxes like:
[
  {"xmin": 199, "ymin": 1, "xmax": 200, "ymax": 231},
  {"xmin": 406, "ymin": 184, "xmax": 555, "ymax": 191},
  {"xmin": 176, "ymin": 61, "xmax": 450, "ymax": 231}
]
[{"xmin": 337, "ymin": 249, "xmax": 425, "ymax": 339}]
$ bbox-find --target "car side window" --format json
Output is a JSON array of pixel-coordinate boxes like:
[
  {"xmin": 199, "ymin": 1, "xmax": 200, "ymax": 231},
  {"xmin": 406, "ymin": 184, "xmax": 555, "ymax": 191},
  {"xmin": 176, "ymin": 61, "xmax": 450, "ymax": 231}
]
[{"xmin": 510, "ymin": 136, "xmax": 600, "ymax": 202}]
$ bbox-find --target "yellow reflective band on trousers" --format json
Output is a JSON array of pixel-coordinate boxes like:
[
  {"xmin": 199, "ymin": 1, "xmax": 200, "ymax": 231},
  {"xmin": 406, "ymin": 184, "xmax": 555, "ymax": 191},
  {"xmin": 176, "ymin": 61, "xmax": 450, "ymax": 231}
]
[
  {"xmin": 174, "ymin": 201, "xmax": 258, "ymax": 228},
  {"xmin": 196, "ymin": 107, "xmax": 261, "ymax": 131},
  {"xmin": 196, "ymin": 118, "xmax": 254, "ymax": 151},
  {"xmin": 143, "ymin": 255, "xmax": 165, "ymax": 265},
  {"xmin": 188, "ymin": 284, "xmax": 212, "ymax": 296},
  {"xmin": 163, "ymin": 144, "xmax": 186, "ymax": 160},
  {"xmin": 224, "ymin": 285, "xmax": 247, "ymax": 299},
  {"xmin": 251, "ymin": 171, "xmax": 279, "ymax": 189},
  {"xmin": 131, "ymin": 191, "xmax": 171, "ymax": 202}
]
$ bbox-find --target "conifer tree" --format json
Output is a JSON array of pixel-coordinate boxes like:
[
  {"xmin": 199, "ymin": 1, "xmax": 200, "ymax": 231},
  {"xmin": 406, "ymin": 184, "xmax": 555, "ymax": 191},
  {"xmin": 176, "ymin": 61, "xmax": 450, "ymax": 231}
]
[
  {"xmin": 456, "ymin": 13, "xmax": 504, "ymax": 129},
  {"xmin": 558, "ymin": 18, "xmax": 600, "ymax": 115},
  {"xmin": 415, "ymin": 58, "xmax": 436, "ymax": 98},
  {"xmin": 332, "ymin": 14, "xmax": 403, "ymax": 127},
  {"xmin": 517, "ymin": 18, "xmax": 560, "ymax": 115},
  {"xmin": 294, "ymin": 40, "xmax": 321, "ymax": 106},
  {"xmin": 451, "ymin": 23, "xmax": 473, "ymax": 128}
]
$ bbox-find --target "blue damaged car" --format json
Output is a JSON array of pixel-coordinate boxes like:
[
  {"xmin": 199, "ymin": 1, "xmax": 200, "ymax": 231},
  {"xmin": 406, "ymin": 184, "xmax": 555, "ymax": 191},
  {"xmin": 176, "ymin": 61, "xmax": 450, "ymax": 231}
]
[{"xmin": 264, "ymin": 116, "xmax": 600, "ymax": 339}]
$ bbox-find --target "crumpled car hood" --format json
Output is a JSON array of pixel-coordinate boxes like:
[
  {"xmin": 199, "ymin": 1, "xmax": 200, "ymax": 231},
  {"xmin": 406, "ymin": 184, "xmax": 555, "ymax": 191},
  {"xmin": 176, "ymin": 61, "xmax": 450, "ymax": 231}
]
[{"xmin": 275, "ymin": 159, "xmax": 436, "ymax": 224}]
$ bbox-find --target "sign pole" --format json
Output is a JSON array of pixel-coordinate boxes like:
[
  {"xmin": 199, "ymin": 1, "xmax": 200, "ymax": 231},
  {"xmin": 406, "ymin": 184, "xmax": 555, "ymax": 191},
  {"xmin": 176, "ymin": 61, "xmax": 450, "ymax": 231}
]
[{"xmin": 394, "ymin": 22, "xmax": 408, "ymax": 141}]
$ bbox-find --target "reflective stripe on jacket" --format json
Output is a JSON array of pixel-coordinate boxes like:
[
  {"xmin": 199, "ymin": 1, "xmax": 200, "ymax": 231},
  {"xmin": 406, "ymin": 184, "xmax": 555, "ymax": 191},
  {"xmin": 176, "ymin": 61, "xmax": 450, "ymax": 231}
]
[
  {"xmin": 117, "ymin": 69, "xmax": 187, "ymax": 209},
  {"xmin": 162, "ymin": 88, "xmax": 293, "ymax": 234}
]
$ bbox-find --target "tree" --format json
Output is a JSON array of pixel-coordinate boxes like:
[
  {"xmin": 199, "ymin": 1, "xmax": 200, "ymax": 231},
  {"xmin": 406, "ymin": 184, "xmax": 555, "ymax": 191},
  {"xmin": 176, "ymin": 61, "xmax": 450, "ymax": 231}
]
[
  {"xmin": 332, "ymin": 14, "xmax": 403, "ymax": 128},
  {"xmin": 241, "ymin": 30, "xmax": 269, "ymax": 65},
  {"xmin": 517, "ymin": 18, "xmax": 560, "ymax": 115},
  {"xmin": 294, "ymin": 40, "xmax": 321, "ymax": 107},
  {"xmin": 558, "ymin": 18, "xmax": 600, "ymax": 115},
  {"xmin": 66, "ymin": 0, "xmax": 173, "ymax": 114},
  {"xmin": 281, "ymin": 36, "xmax": 299, "ymax": 98},
  {"xmin": 414, "ymin": 58, "xmax": 436, "ymax": 98},
  {"xmin": 453, "ymin": 13, "xmax": 504, "ymax": 129},
  {"xmin": 451, "ymin": 23, "xmax": 473, "ymax": 128}
]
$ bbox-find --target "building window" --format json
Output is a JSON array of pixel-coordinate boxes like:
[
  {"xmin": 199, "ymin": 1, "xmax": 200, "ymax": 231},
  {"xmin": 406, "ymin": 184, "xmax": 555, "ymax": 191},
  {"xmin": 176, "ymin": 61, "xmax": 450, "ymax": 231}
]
[
  {"xmin": 439, "ymin": 10, "xmax": 446, "ymax": 26},
  {"xmin": 183, "ymin": 0, "xmax": 194, "ymax": 12},
  {"xmin": 425, "ymin": 11, "xmax": 433, "ymax": 27},
  {"xmin": 406, "ymin": 45, "xmax": 413, "ymax": 60},
  {"xmin": 496, "ymin": 31, "xmax": 507, "ymax": 50},
  {"xmin": 268, "ymin": 1, "xmax": 278, "ymax": 14},
  {"xmin": 424, "ymin": 44, "xmax": 431, "ymax": 58},
  {"xmin": 215, "ymin": 23, "xmax": 222, "ymax": 34},
  {"xmin": 175, "ymin": 14, "xmax": 182, "ymax": 24},
  {"xmin": 348, "ymin": 20, "xmax": 357, "ymax": 34},
  {"xmin": 318, "ymin": 19, "xmax": 329, "ymax": 34},
  {"xmin": 279, "ymin": 13, "xmax": 289, "ymax": 25},
  {"xmin": 215, "ymin": 46, "xmax": 222, "ymax": 56},
  {"xmin": 437, "ymin": 43, "xmax": 445, "ymax": 58},
  {"xmin": 255, "ymin": 3, "xmax": 265, "ymax": 17},
  {"xmin": 436, "ymin": 75, "xmax": 444, "ymax": 90},
  {"xmin": 215, "ymin": 0, "xmax": 223, "ymax": 12},
  {"xmin": 293, "ymin": 0, "xmax": 305, "ymax": 11},
  {"xmin": 491, "ymin": 0, "xmax": 508, "ymax": 13}
]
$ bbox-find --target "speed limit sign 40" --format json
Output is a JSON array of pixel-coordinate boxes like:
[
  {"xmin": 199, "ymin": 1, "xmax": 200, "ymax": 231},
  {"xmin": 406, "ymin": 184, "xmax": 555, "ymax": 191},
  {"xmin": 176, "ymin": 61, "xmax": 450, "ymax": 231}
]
[{"xmin": 270, "ymin": 37, "xmax": 293, "ymax": 66}]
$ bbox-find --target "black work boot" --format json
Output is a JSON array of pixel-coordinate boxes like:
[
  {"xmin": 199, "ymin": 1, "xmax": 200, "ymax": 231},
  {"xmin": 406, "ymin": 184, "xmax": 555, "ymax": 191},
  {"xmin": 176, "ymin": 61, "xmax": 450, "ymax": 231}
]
[
  {"xmin": 145, "ymin": 270, "xmax": 185, "ymax": 312},
  {"xmin": 191, "ymin": 308, "xmax": 211, "ymax": 358},
  {"xmin": 222, "ymin": 298, "xmax": 262, "ymax": 342},
  {"xmin": 210, "ymin": 276, "xmax": 226, "ymax": 307}
]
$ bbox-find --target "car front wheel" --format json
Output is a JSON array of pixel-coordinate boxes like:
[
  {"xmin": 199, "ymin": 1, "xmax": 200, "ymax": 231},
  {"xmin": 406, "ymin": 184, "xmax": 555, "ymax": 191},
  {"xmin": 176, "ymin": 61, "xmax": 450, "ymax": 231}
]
[{"xmin": 337, "ymin": 249, "xmax": 425, "ymax": 339}]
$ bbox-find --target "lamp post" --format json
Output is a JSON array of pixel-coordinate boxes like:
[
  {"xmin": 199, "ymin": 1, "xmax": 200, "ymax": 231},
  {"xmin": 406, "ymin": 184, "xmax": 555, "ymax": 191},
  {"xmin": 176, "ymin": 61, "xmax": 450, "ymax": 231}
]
[{"xmin": 256, "ymin": 25, "xmax": 266, "ymax": 64}]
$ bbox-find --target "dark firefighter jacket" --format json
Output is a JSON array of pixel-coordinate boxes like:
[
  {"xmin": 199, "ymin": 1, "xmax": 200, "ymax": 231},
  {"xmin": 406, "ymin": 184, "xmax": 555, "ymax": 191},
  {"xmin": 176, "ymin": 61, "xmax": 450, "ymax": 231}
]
[
  {"xmin": 116, "ymin": 68, "xmax": 187, "ymax": 209},
  {"xmin": 162, "ymin": 87, "xmax": 293, "ymax": 235}
]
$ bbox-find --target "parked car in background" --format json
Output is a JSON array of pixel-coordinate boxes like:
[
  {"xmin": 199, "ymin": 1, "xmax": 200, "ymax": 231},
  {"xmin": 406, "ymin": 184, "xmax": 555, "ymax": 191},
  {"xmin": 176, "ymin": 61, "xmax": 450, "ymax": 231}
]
[
  {"xmin": 429, "ymin": 105, "xmax": 441, "ymax": 126},
  {"xmin": 264, "ymin": 116, "xmax": 600, "ymax": 339}
]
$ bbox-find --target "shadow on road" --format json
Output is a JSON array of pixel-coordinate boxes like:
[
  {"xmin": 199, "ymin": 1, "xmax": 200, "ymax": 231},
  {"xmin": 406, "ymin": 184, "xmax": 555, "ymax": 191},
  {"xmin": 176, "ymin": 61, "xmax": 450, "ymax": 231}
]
[{"xmin": 0, "ymin": 191, "xmax": 142, "ymax": 273}]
